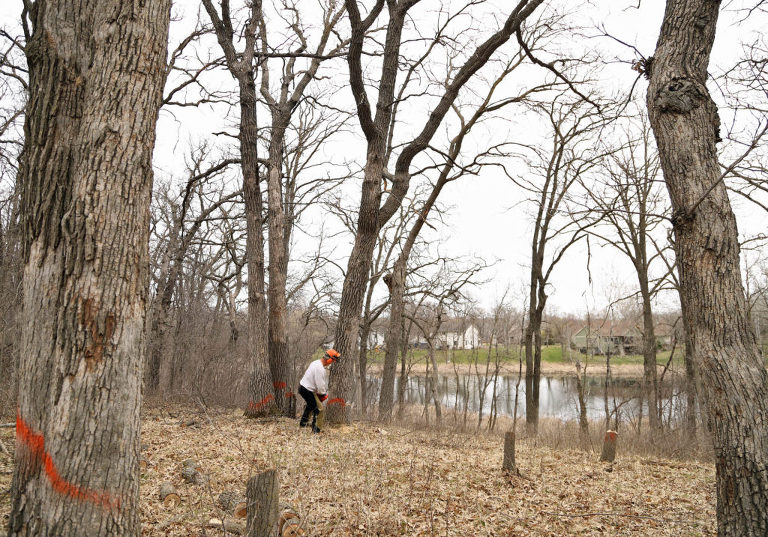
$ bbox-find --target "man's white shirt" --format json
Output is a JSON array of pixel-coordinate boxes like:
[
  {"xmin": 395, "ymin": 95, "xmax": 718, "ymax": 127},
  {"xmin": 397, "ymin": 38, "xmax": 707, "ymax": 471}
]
[{"xmin": 300, "ymin": 359, "xmax": 329, "ymax": 394}]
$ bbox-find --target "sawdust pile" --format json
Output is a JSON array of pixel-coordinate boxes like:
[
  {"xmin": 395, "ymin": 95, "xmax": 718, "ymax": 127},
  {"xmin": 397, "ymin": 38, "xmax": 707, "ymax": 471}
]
[{"xmin": 0, "ymin": 407, "xmax": 716, "ymax": 536}]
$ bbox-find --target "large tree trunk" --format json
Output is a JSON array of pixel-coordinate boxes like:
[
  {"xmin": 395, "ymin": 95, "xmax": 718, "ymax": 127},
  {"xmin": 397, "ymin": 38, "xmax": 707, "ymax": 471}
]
[
  {"xmin": 266, "ymin": 113, "xmax": 292, "ymax": 416},
  {"xmin": 239, "ymin": 76, "xmax": 273, "ymax": 417},
  {"xmin": 10, "ymin": 2, "xmax": 170, "ymax": 535},
  {"xmin": 647, "ymin": 2, "xmax": 768, "ymax": 533},
  {"xmin": 328, "ymin": 150, "xmax": 385, "ymax": 423}
]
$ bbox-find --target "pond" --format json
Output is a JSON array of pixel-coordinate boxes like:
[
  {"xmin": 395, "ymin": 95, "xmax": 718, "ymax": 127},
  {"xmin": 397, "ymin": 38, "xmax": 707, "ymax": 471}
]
[{"xmin": 369, "ymin": 373, "xmax": 690, "ymax": 423}]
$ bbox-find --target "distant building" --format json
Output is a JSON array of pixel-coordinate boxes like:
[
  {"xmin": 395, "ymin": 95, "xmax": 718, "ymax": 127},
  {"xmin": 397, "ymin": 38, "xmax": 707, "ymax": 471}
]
[
  {"xmin": 570, "ymin": 320, "xmax": 676, "ymax": 355},
  {"xmin": 438, "ymin": 321, "xmax": 480, "ymax": 350}
]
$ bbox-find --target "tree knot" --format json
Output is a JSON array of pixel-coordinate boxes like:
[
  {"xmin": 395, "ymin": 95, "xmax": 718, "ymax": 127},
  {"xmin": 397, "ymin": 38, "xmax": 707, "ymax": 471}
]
[
  {"xmin": 655, "ymin": 77, "xmax": 703, "ymax": 114},
  {"xmin": 671, "ymin": 208, "xmax": 694, "ymax": 230}
]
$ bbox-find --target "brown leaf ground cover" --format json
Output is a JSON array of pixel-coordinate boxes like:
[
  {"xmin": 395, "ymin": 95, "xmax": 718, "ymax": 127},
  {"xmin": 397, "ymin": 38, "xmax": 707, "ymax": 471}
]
[{"xmin": 0, "ymin": 406, "xmax": 715, "ymax": 536}]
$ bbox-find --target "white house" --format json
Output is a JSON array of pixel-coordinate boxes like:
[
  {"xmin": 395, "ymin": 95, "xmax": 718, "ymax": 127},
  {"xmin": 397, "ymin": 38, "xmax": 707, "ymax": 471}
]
[{"xmin": 439, "ymin": 322, "xmax": 480, "ymax": 350}]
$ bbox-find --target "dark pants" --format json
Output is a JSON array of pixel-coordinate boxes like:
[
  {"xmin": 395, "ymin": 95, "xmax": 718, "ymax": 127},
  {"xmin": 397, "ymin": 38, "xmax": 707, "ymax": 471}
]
[{"xmin": 299, "ymin": 385, "xmax": 322, "ymax": 431}]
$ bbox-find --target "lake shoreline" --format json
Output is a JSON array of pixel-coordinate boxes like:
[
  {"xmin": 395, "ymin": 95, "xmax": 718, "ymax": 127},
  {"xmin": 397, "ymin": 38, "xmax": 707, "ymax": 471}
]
[{"xmin": 368, "ymin": 360, "xmax": 651, "ymax": 379}]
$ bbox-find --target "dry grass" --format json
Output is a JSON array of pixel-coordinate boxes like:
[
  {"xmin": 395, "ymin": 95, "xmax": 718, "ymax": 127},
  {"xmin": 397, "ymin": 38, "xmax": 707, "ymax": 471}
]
[{"xmin": 0, "ymin": 405, "xmax": 716, "ymax": 536}]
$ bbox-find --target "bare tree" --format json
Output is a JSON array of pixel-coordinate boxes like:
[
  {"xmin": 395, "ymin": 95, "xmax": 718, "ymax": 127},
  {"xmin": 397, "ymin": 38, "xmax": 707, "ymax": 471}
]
[
  {"xmin": 377, "ymin": 52, "xmax": 543, "ymax": 421},
  {"xmin": 646, "ymin": 1, "xmax": 768, "ymax": 533},
  {"xmin": 147, "ymin": 144, "xmax": 239, "ymax": 391},
  {"xmin": 512, "ymin": 94, "xmax": 609, "ymax": 434},
  {"xmin": 0, "ymin": 25, "xmax": 26, "ymax": 412},
  {"xmin": 201, "ymin": 0, "xmax": 273, "ymax": 415},
  {"xmin": 10, "ymin": 1, "xmax": 171, "ymax": 534},
  {"xmin": 254, "ymin": 0, "xmax": 347, "ymax": 415},
  {"xmin": 330, "ymin": 0, "xmax": 546, "ymax": 423},
  {"xmin": 583, "ymin": 110, "xmax": 672, "ymax": 432}
]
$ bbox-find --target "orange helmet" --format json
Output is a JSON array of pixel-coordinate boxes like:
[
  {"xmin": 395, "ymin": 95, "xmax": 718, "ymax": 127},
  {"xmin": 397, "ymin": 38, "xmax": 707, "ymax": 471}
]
[{"xmin": 324, "ymin": 349, "xmax": 340, "ymax": 363}]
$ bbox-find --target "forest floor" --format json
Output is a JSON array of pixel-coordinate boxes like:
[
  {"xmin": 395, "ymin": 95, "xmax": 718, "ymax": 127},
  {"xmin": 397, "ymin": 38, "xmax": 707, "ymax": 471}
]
[{"xmin": 0, "ymin": 405, "xmax": 715, "ymax": 536}]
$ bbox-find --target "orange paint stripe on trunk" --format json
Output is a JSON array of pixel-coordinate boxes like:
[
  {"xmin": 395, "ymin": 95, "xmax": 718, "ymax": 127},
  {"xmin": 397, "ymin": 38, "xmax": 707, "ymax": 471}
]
[
  {"xmin": 16, "ymin": 413, "xmax": 122, "ymax": 511},
  {"xmin": 248, "ymin": 394, "xmax": 274, "ymax": 411},
  {"xmin": 273, "ymin": 381, "xmax": 287, "ymax": 390},
  {"xmin": 327, "ymin": 398, "xmax": 346, "ymax": 407}
]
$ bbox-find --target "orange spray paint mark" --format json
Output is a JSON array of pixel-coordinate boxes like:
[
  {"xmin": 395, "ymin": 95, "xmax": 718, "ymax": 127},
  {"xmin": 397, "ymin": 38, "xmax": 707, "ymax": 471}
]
[
  {"xmin": 247, "ymin": 394, "xmax": 274, "ymax": 412},
  {"xmin": 327, "ymin": 398, "xmax": 346, "ymax": 407},
  {"xmin": 16, "ymin": 413, "xmax": 122, "ymax": 510},
  {"xmin": 273, "ymin": 381, "xmax": 287, "ymax": 390},
  {"xmin": 285, "ymin": 392, "xmax": 294, "ymax": 398}
]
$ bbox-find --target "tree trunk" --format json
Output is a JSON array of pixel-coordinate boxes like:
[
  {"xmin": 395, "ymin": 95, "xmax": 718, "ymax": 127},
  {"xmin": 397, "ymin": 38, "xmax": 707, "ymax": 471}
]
[
  {"xmin": 647, "ymin": 2, "xmax": 768, "ymax": 533},
  {"xmin": 678, "ymin": 289, "xmax": 698, "ymax": 436},
  {"xmin": 428, "ymin": 344, "xmax": 442, "ymax": 424},
  {"xmin": 266, "ymin": 114, "xmax": 292, "ymax": 416},
  {"xmin": 328, "ymin": 149, "xmax": 385, "ymax": 424},
  {"xmin": 10, "ymin": 2, "xmax": 170, "ymax": 535},
  {"xmin": 575, "ymin": 365, "xmax": 589, "ymax": 442},
  {"xmin": 524, "ymin": 307, "xmax": 543, "ymax": 434},
  {"xmin": 638, "ymin": 275, "xmax": 661, "ymax": 432},
  {"xmin": 682, "ymin": 310, "xmax": 697, "ymax": 436},
  {"xmin": 379, "ymin": 260, "xmax": 406, "ymax": 421},
  {"xmin": 239, "ymin": 76, "xmax": 273, "ymax": 417},
  {"xmin": 358, "ymin": 320, "xmax": 371, "ymax": 415}
]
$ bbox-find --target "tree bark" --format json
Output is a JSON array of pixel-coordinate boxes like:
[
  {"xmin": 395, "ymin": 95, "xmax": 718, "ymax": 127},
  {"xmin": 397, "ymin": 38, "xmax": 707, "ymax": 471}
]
[
  {"xmin": 240, "ymin": 74, "xmax": 273, "ymax": 417},
  {"xmin": 245, "ymin": 470, "xmax": 278, "ymax": 537},
  {"xmin": 638, "ymin": 271, "xmax": 661, "ymax": 432},
  {"xmin": 524, "ymin": 305, "xmax": 544, "ymax": 434},
  {"xmin": 647, "ymin": 2, "xmax": 768, "ymax": 533},
  {"xmin": 266, "ymin": 113, "xmax": 292, "ymax": 416},
  {"xmin": 502, "ymin": 431, "xmax": 516, "ymax": 472},
  {"xmin": 10, "ymin": 2, "xmax": 170, "ymax": 535},
  {"xmin": 379, "ymin": 261, "xmax": 406, "ymax": 421}
]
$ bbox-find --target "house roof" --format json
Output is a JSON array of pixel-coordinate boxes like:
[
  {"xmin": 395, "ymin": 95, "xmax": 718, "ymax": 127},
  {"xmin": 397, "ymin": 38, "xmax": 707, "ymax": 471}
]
[{"xmin": 571, "ymin": 318, "xmax": 643, "ymax": 338}]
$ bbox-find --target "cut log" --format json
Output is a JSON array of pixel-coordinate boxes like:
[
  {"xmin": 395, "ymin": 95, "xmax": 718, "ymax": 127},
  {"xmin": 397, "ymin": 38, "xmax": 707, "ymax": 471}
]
[
  {"xmin": 245, "ymin": 470, "xmax": 279, "ymax": 537},
  {"xmin": 181, "ymin": 460, "xmax": 209, "ymax": 485},
  {"xmin": 279, "ymin": 506, "xmax": 306, "ymax": 537},
  {"xmin": 600, "ymin": 430, "xmax": 618, "ymax": 462},
  {"xmin": 218, "ymin": 491, "xmax": 248, "ymax": 519},
  {"xmin": 207, "ymin": 518, "xmax": 246, "ymax": 535},
  {"xmin": 502, "ymin": 431, "xmax": 516, "ymax": 472},
  {"xmin": 159, "ymin": 482, "xmax": 181, "ymax": 508}
]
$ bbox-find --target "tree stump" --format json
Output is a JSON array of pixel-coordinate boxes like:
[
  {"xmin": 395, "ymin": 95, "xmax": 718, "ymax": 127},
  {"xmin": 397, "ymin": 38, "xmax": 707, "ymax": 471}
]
[
  {"xmin": 502, "ymin": 431, "xmax": 516, "ymax": 472},
  {"xmin": 158, "ymin": 482, "xmax": 180, "ymax": 508},
  {"xmin": 600, "ymin": 430, "xmax": 618, "ymax": 462},
  {"xmin": 245, "ymin": 469, "xmax": 279, "ymax": 537}
]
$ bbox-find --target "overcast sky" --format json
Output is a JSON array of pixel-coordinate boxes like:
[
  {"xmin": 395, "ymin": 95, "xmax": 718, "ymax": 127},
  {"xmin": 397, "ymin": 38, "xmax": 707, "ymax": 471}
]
[{"xmin": 2, "ymin": 0, "xmax": 766, "ymax": 318}]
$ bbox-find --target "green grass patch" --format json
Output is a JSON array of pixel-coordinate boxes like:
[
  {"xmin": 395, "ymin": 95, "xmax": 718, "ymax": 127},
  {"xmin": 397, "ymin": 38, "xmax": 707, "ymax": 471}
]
[{"xmin": 365, "ymin": 344, "xmax": 684, "ymax": 368}]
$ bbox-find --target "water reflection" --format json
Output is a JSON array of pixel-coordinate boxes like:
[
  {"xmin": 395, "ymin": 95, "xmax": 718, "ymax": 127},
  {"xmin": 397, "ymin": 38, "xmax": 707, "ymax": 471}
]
[{"xmin": 369, "ymin": 374, "xmax": 687, "ymax": 422}]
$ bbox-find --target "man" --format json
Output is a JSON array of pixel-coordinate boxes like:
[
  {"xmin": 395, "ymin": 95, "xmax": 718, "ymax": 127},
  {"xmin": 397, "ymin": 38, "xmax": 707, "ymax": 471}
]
[{"xmin": 298, "ymin": 349, "xmax": 340, "ymax": 433}]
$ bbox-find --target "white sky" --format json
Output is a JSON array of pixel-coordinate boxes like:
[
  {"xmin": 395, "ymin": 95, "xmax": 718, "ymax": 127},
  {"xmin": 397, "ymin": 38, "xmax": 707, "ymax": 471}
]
[{"xmin": 2, "ymin": 0, "xmax": 766, "ymax": 317}]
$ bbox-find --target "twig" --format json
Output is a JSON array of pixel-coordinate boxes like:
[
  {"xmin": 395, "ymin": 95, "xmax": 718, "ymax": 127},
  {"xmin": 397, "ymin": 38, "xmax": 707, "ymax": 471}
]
[
  {"xmin": 0, "ymin": 440, "xmax": 10, "ymax": 457},
  {"xmin": 0, "ymin": 423, "xmax": 15, "ymax": 428}
]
